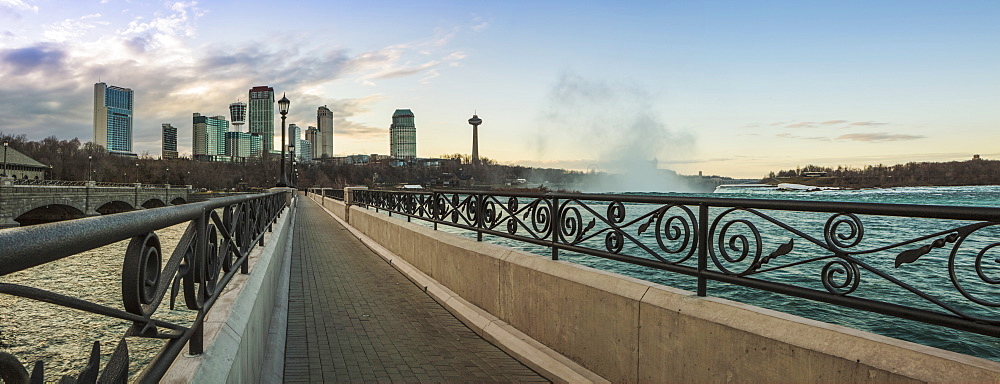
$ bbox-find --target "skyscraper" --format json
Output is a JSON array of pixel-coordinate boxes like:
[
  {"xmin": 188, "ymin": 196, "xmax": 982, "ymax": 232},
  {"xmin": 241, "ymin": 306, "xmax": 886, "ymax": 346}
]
[
  {"xmin": 390, "ymin": 109, "xmax": 416, "ymax": 161},
  {"xmin": 162, "ymin": 123, "xmax": 178, "ymax": 159},
  {"xmin": 248, "ymin": 86, "xmax": 275, "ymax": 155},
  {"xmin": 298, "ymin": 139, "xmax": 313, "ymax": 162},
  {"xmin": 305, "ymin": 126, "xmax": 319, "ymax": 158},
  {"xmin": 192, "ymin": 113, "xmax": 229, "ymax": 161},
  {"xmin": 226, "ymin": 131, "xmax": 254, "ymax": 159},
  {"xmin": 317, "ymin": 105, "xmax": 334, "ymax": 158},
  {"xmin": 93, "ymin": 82, "xmax": 135, "ymax": 156}
]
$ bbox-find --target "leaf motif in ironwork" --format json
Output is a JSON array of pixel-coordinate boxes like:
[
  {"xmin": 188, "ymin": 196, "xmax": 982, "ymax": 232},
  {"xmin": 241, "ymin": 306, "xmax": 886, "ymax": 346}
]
[
  {"xmin": 752, "ymin": 239, "xmax": 793, "ymax": 271},
  {"xmin": 894, "ymin": 232, "xmax": 960, "ymax": 268},
  {"xmin": 581, "ymin": 219, "xmax": 596, "ymax": 237},
  {"xmin": 895, "ymin": 246, "xmax": 930, "ymax": 268},
  {"xmin": 637, "ymin": 216, "xmax": 655, "ymax": 236}
]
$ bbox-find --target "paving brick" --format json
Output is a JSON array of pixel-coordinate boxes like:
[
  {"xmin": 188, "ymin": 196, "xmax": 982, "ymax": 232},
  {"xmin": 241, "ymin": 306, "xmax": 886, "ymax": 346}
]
[{"xmin": 284, "ymin": 199, "xmax": 548, "ymax": 382}]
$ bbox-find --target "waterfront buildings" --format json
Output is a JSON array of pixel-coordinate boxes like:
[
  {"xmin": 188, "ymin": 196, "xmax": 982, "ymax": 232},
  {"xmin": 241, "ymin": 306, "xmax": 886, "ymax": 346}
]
[
  {"xmin": 248, "ymin": 86, "xmax": 275, "ymax": 155},
  {"xmin": 390, "ymin": 109, "xmax": 416, "ymax": 161},
  {"xmin": 192, "ymin": 113, "xmax": 229, "ymax": 162},
  {"xmin": 162, "ymin": 124, "xmax": 178, "ymax": 159},
  {"xmin": 93, "ymin": 82, "xmax": 135, "ymax": 156},
  {"xmin": 317, "ymin": 106, "xmax": 334, "ymax": 158}
]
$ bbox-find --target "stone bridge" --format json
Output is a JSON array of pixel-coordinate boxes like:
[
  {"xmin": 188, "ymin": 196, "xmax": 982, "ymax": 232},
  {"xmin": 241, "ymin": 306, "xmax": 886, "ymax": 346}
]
[{"xmin": 0, "ymin": 179, "xmax": 192, "ymax": 227}]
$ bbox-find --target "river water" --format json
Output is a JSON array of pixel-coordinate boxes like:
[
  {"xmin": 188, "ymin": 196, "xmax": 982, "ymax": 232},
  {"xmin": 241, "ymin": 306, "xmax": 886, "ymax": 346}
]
[
  {"xmin": 0, "ymin": 222, "xmax": 195, "ymax": 380},
  {"xmin": 411, "ymin": 185, "xmax": 1000, "ymax": 362}
]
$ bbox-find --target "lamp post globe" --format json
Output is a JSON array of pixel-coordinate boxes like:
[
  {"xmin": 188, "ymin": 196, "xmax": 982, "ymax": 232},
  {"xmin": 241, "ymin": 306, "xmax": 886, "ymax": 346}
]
[{"xmin": 276, "ymin": 93, "xmax": 290, "ymax": 187}]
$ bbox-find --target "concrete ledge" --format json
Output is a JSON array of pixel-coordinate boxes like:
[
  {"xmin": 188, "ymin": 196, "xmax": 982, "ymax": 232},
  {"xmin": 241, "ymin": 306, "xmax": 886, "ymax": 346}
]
[
  {"xmin": 312, "ymin": 196, "xmax": 606, "ymax": 383},
  {"xmin": 162, "ymin": 200, "xmax": 295, "ymax": 383},
  {"xmin": 639, "ymin": 288, "xmax": 1000, "ymax": 382}
]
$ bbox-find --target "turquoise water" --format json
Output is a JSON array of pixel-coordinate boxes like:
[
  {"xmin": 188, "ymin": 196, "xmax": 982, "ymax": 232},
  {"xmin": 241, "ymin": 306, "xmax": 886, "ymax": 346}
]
[{"xmin": 394, "ymin": 186, "xmax": 1000, "ymax": 361}]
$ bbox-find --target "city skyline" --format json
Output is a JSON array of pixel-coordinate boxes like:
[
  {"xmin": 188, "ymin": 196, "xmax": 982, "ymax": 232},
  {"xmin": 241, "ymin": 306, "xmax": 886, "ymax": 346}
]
[{"xmin": 1, "ymin": 1, "xmax": 998, "ymax": 178}]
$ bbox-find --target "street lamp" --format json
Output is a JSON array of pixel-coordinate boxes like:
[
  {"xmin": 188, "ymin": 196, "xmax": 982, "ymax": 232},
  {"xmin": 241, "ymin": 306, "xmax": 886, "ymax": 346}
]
[
  {"xmin": 289, "ymin": 143, "xmax": 296, "ymax": 188},
  {"xmin": 2, "ymin": 141, "xmax": 8, "ymax": 178},
  {"xmin": 135, "ymin": 162, "xmax": 139, "ymax": 183},
  {"xmin": 276, "ymin": 93, "xmax": 290, "ymax": 187},
  {"xmin": 87, "ymin": 155, "xmax": 92, "ymax": 181}
]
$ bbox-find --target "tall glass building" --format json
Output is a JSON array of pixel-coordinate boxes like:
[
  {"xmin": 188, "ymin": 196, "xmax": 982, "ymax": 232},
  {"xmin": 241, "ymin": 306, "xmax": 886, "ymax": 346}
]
[
  {"xmin": 93, "ymin": 82, "xmax": 135, "ymax": 156},
  {"xmin": 226, "ymin": 131, "xmax": 254, "ymax": 159},
  {"xmin": 192, "ymin": 113, "xmax": 229, "ymax": 161},
  {"xmin": 298, "ymin": 139, "xmax": 313, "ymax": 162},
  {"xmin": 162, "ymin": 123, "xmax": 178, "ymax": 159},
  {"xmin": 390, "ymin": 109, "xmax": 416, "ymax": 161},
  {"xmin": 305, "ymin": 126, "xmax": 319, "ymax": 158},
  {"xmin": 317, "ymin": 105, "xmax": 334, "ymax": 158},
  {"xmin": 248, "ymin": 86, "xmax": 275, "ymax": 155}
]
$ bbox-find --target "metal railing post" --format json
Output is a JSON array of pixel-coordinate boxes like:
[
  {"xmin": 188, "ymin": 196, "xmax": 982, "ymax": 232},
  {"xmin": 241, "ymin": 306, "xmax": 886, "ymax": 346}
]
[
  {"xmin": 697, "ymin": 204, "xmax": 709, "ymax": 297},
  {"xmin": 551, "ymin": 195, "xmax": 559, "ymax": 260},
  {"xmin": 476, "ymin": 193, "xmax": 483, "ymax": 241}
]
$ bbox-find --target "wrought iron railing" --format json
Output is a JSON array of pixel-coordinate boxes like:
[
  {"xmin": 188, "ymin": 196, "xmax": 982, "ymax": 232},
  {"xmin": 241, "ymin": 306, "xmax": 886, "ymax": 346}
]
[
  {"xmin": 0, "ymin": 192, "xmax": 288, "ymax": 382},
  {"xmin": 351, "ymin": 189, "xmax": 1000, "ymax": 339},
  {"xmin": 325, "ymin": 189, "xmax": 345, "ymax": 201},
  {"xmin": 307, "ymin": 188, "xmax": 345, "ymax": 201}
]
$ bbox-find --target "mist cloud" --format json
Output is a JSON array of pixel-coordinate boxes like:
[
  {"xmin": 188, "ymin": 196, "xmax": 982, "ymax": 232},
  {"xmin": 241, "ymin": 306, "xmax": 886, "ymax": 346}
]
[{"xmin": 535, "ymin": 71, "xmax": 697, "ymax": 192}]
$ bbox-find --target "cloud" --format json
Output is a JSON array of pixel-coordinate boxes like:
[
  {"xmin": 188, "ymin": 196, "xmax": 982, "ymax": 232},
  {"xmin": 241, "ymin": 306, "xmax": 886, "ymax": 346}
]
[
  {"xmin": 776, "ymin": 133, "xmax": 830, "ymax": 141},
  {"xmin": 821, "ymin": 120, "xmax": 848, "ymax": 125},
  {"xmin": 835, "ymin": 133, "xmax": 924, "ymax": 142},
  {"xmin": 784, "ymin": 121, "xmax": 817, "ymax": 129},
  {"xmin": 0, "ymin": 0, "xmax": 38, "ymax": 12},
  {"xmin": 42, "ymin": 13, "xmax": 106, "ymax": 42},
  {"xmin": 0, "ymin": 44, "xmax": 67, "ymax": 75}
]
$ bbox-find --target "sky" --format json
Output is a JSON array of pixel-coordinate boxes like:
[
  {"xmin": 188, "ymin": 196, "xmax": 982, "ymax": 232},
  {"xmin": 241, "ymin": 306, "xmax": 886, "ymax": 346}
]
[{"xmin": 0, "ymin": 0, "xmax": 997, "ymax": 178}]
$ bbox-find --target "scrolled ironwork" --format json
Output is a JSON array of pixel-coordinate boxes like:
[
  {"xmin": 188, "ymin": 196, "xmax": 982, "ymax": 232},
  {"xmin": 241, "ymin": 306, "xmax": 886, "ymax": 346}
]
[
  {"xmin": 824, "ymin": 213, "xmax": 865, "ymax": 251},
  {"xmin": 122, "ymin": 232, "xmax": 163, "ymax": 332},
  {"xmin": 821, "ymin": 258, "xmax": 861, "ymax": 295}
]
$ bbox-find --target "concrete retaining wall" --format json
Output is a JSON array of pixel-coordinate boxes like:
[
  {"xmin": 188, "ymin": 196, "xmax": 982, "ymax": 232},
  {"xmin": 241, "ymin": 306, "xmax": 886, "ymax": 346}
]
[
  {"xmin": 342, "ymin": 199, "xmax": 1000, "ymax": 383},
  {"xmin": 162, "ymin": 197, "xmax": 295, "ymax": 383}
]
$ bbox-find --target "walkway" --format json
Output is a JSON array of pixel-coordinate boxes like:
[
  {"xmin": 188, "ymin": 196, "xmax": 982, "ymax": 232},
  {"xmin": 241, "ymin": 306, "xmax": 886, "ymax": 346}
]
[{"xmin": 284, "ymin": 199, "xmax": 548, "ymax": 382}]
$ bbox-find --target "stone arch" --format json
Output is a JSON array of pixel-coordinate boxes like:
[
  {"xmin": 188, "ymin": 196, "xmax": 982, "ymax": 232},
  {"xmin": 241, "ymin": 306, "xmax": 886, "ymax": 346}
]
[
  {"xmin": 14, "ymin": 204, "xmax": 87, "ymax": 226},
  {"xmin": 96, "ymin": 201, "xmax": 136, "ymax": 215},
  {"xmin": 141, "ymin": 199, "xmax": 167, "ymax": 209},
  {"xmin": 170, "ymin": 197, "xmax": 187, "ymax": 205}
]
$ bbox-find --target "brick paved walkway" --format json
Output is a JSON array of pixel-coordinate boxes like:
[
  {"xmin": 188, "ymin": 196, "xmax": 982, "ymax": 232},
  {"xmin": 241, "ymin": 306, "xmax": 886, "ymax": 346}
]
[{"xmin": 284, "ymin": 199, "xmax": 548, "ymax": 382}]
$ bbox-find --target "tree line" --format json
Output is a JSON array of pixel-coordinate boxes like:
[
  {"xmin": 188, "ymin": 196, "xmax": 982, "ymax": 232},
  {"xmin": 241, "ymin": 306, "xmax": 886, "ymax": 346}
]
[{"xmin": 764, "ymin": 159, "xmax": 1000, "ymax": 188}]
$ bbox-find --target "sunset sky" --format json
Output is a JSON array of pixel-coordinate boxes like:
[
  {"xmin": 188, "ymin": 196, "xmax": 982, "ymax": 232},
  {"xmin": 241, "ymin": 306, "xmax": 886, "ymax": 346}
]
[{"xmin": 1, "ymin": 0, "xmax": 997, "ymax": 178}]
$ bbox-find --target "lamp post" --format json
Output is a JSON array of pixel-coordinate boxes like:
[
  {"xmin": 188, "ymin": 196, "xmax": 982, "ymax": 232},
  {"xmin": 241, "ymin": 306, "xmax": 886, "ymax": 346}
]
[
  {"xmin": 135, "ymin": 162, "xmax": 139, "ymax": 184},
  {"xmin": 276, "ymin": 93, "xmax": 290, "ymax": 187},
  {"xmin": 289, "ymin": 143, "xmax": 296, "ymax": 188},
  {"xmin": 88, "ymin": 155, "xmax": 92, "ymax": 181},
  {"xmin": 2, "ymin": 141, "xmax": 8, "ymax": 178}
]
